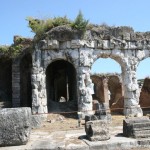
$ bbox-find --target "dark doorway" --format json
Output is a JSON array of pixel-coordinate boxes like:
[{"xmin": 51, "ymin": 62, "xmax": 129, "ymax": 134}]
[
  {"xmin": 0, "ymin": 57, "xmax": 12, "ymax": 108},
  {"xmin": 46, "ymin": 60, "xmax": 77, "ymax": 112},
  {"xmin": 20, "ymin": 53, "xmax": 32, "ymax": 107}
]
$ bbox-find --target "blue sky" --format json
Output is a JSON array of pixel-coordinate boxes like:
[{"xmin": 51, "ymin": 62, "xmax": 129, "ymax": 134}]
[{"xmin": 0, "ymin": 0, "xmax": 150, "ymax": 79}]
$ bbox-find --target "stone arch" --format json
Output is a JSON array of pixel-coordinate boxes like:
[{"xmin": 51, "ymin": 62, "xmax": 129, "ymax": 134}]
[
  {"xmin": 91, "ymin": 50, "xmax": 134, "ymax": 114},
  {"xmin": 46, "ymin": 59, "xmax": 77, "ymax": 112},
  {"xmin": 20, "ymin": 53, "xmax": 32, "ymax": 107},
  {"xmin": 93, "ymin": 51, "xmax": 126, "ymax": 72}
]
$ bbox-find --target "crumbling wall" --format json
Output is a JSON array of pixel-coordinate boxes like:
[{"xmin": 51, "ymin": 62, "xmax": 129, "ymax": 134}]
[
  {"xmin": 91, "ymin": 74, "xmax": 124, "ymax": 114},
  {"xmin": 139, "ymin": 78, "xmax": 150, "ymax": 110},
  {"xmin": 108, "ymin": 75, "xmax": 124, "ymax": 113},
  {"xmin": 91, "ymin": 75, "xmax": 104, "ymax": 102}
]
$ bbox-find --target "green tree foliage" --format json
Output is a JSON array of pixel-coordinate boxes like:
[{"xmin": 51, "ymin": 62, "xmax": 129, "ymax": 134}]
[
  {"xmin": 71, "ymin": 11, "xmax": 89, "ymax": 31},
  {"xmin": 26, "ymin": 11, "xmax": 88, "ymax": 41},
  {"xmin": 26, "ymin": 16, "xmax": 71, "ymax": 40},
  {"xmin": 0, "ymin": 45, "xmax": 23, "ymax": 58}
]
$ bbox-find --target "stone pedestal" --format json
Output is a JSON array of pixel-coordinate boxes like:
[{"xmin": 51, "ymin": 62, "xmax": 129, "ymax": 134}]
[
  {"xmin": 123, "ymin": 105, "xmax": 143, "ymax": 117},
  {"xmin": 85, "ymin": 119, "xmax": 110, "ymax": 141},
  {"xmin": 85, "ymin": 115, "xmax": 110, "ymax": 141},
  {"xmin": 123, "ymin": 117, "xmax": 150, "ymax": 138}
]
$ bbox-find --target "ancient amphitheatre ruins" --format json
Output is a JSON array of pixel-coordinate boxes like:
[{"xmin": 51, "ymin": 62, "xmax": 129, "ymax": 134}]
[{"xmin": 1, "ymin": 13, "xmax": 150, "ymax": 149}]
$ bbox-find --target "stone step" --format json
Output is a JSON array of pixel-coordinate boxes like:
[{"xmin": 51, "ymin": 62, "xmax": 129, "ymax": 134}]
[
  {"xmin": 132, "ymin": 122, "xmax": 150, "ymax": 130},
  {"xmin": 123, "ymin": 117, "xmax": 150, "ymax": 138},
  {"xmin": 134, "ymin": 130, "xmax": 150, "ymax": 138}
]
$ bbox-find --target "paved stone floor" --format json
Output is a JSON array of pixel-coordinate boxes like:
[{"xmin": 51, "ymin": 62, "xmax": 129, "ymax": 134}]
[{"xmin": 1, "ymin": 125, "xmax": 150, "ymax": 150}]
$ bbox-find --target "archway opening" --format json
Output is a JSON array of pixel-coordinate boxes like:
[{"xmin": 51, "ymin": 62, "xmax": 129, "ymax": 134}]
[
  {"xmin": 92, "ymin": 58, "xmax": 121, "ymax": 74},
  {"xmin": 137, "ymin": 58, "xmax": 150, "ymax": 114},
  {"xmin": 91, "ymin": 58, "xmax": 123, "ymax": 114},
  {"xmin": 46, "ymin": 60, "xmax": 77, "ymax": 112},
  {"xmin": 20, "ymin": 53, "xmax": 32, "ymax": 107},
  {"xmin": 0, "ymin": 57, "xmax": 12, "ymax": 108}
]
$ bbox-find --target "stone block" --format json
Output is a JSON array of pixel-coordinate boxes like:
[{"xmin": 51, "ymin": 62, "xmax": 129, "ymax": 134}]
[
  {"xmin": 0, "ymin": 107, "xmax": 31, "ymax": 146},
  {"xmin": 31, "ymin": 74, "xmax": 37, "ymax": 82},
  {"xmin": 123, "ymin": 117, "xmax": 150, "ymax": 138},
  {"xmin": 38, "ymin": 40, "xmax": 47, "ymax": 49},
  {"xmin": 71, "ymin": 39, "xmax": 84, "ymax": 48},
  {"xmin": 36, "ymin": 74, "xmax": 42, "ymax": 81},
  {"xmin": 84, "ymin": 40, "xmax": 95, "ymax": 48},
  {"xmin": 85, "ymin": 120, "xmax": 110, "ymax": 141},
  {"xmin": 47, "ymin": 40, "xmax": 59, "ymax": 49},
  {"xmin": 59, "ymin": 41, "xmax": 71, "ymax": 49},
  {"xmin": 102, "ymin": 40, "xmax": 109, "ymax": 49}
]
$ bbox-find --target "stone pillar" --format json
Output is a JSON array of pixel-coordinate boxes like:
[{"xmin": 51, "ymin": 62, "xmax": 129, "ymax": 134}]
[
  {"xmin": 78, "ymin": 48, "xmax": 94, "ymax": 117},
  {"xmin": 78, "ymin": 67, "xmax": 94, "ymax": 115},
  {"xmin": 31, "ymin": 49, "xmax": 48, "ymax": 114},
  {"xmin": 103, "ymin": 77, "xmax": 110, "ymax": 103},
  {"xmin": 123, "ymin": 58, "xmax": 143, "ymax": 117},
  {"xmin": 102, "ymin": 77, "xmax": 110, "ymax": 113},
  {"xmin": 12, "ymin": 59, "xmax": 20, "ymax": 107}
]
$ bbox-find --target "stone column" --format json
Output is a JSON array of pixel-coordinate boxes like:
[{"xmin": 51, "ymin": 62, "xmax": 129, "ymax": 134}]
[
  {"xmin": 103, "ymin": 77, "xmax": 110, "ymax": 104},
  {"xmin": 31, "ymin": 49, "xmax": 48, "ymax": 114},
  {"xmin": 78, "ymin": 48, "xmax": 94, "ymax": 117},
  {"xmin": 102, "ymin": 77, "xmax": 110, "ymax": 113},
  {"xmin": 123, "ymin": 58, "xmax": 143, "ymax": 117},
  {"xmin": 12, "ymin": 59, "xmax": 20, "ymax": 107}
]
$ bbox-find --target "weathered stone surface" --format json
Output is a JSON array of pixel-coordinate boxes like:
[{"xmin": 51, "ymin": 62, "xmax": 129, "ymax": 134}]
[
  {"xmin": 47, "ymin": 40, "xmax": 59, "ymax": 49},
  {"xmin": 123, "ymin": 117, "xmax": 150, "ymax": 138},
  {"xmin": 29, "ymin": 24, "xmax": 150, "ymax": 117},
  {"xmin": 78, "ymin": 67, "xmax": 94, "ymax": 117},
  {"xmin": 31, "ymin": 114, "xmax": 47, "ymax": 128},
  {"xmin": 85, "ymin": 120, "xmax": 110, "ymax": 141},
  {"xmin": 0, "ymin": 107, "xmax": 31, "ymax": 146}
]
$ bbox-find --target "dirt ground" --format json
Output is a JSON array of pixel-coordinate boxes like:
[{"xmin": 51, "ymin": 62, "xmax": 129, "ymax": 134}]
[{"xmin": 33, "ymin": 113, "xmax": 125, "ymax": 133}]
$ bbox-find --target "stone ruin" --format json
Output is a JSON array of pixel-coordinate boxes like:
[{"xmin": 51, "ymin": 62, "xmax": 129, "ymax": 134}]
[
  {"xmin": 1, "ymin": 22, "xmax": 150, "ymax": 145},
  {"xmin": 91, "ymin": 74, "xmax": 150, "ymax": 115},
  {"xmin": 91, "ymin": 73, "xmax": 124, "ymax": 115},
  {"xmin": 1, "ymin": 25, "xmax": 150, "ymax": 118},
  {"xmin": 12, "ymin": 26, "xmax": 149, "ymax": 116}
]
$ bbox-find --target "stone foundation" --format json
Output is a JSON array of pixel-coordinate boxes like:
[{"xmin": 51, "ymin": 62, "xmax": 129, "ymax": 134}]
[{"xmin": 85, "ymin": 118, "xmax": 110, "ymax": 141}]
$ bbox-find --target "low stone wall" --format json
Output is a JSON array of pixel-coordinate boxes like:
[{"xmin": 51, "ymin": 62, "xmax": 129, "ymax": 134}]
[{"xmin": 0, "ymin": 107, "xmax": 31, "ymax": 146}]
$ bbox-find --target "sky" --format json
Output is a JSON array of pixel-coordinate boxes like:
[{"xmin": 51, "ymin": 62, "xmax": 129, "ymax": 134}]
[{"xmin": 1, "ymin": 0, "xmax": 150, "ymax": 79}]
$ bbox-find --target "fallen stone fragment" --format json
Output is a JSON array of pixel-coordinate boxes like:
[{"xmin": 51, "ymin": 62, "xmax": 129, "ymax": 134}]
[{"xmin": 0, "ymin": 107, "xmax": 31, "ymax": 146}]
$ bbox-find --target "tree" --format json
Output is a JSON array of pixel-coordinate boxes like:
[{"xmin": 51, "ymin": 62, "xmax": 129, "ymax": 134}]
[{"xmin": 71, "ymin": 11, "xmax": 89, "ymax": 31}]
